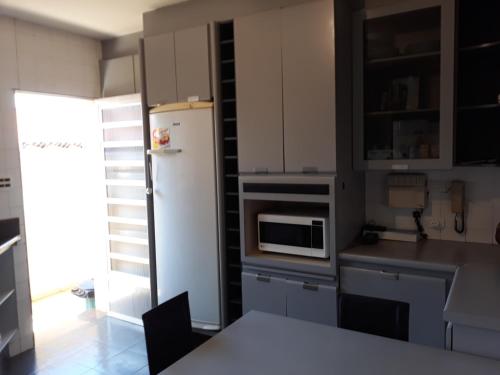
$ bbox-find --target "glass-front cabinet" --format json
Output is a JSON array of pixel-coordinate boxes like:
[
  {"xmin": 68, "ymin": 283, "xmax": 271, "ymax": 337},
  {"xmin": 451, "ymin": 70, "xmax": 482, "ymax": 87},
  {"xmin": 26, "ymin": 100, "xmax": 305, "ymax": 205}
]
[{"xmin": 354, "ymin": 0, "xmax": 455, "ymax": 170}]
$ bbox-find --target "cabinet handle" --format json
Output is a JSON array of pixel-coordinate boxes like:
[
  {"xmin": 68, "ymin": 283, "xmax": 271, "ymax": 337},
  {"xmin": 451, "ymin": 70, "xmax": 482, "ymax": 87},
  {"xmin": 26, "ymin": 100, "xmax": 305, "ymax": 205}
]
[
  {"xmin": 256, "ymin": 274, "xmax": 271, "ymax": 283},
  {"xmin": 253, "ymin": 168, "xmax": 268, "ymax": 174},
  {"xmin": 303, "ymin": 282, "xmax": 319, "ymax": 291},
  {"xmin": 302, "ymin": 167, "xmax": 318, "ymax": 174},
  {"xmin": 379, "ymin": 270, "xmax": 399, "ymax": 280}
]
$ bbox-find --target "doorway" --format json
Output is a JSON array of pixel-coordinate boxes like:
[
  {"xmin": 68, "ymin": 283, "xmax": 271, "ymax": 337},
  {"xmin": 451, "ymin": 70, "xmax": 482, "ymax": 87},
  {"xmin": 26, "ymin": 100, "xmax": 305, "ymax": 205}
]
[{"xmin": 14, "ymin": 91, "xmax": 105, "ymax": 334}]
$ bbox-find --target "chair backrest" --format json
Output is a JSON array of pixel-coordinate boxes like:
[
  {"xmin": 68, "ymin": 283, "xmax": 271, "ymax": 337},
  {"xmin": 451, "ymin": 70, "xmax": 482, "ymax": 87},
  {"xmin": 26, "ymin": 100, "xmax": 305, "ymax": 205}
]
[{"xmin": 142, "ymin": 291, "xmax": 193, "ymax": 375}]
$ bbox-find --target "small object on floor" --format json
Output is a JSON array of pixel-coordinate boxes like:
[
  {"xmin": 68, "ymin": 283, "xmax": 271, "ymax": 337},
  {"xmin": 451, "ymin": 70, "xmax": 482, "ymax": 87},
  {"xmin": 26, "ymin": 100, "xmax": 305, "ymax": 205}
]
[{"xmin": 71, "ymin": 279, "xmax": 95, "ymax": 310}]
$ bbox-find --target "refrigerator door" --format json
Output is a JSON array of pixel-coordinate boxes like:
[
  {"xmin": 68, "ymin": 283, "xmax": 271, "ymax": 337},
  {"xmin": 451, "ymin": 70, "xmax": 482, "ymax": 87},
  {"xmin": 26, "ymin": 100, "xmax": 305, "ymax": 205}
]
[{"xmin": 150, "ymin": 107, "xmax": 221, "ymax": 329}]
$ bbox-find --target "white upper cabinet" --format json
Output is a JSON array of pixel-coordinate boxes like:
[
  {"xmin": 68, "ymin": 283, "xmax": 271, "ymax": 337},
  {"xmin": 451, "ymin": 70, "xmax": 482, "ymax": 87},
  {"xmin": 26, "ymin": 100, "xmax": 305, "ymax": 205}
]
[
  {"xmin": 282, "ymin": 0, "xmax": 336, "ymax": 173},
  {"xmin": 235, "ymin": 9, "xmax": 284, "ymax": 174},
  {"xmin": 235, "ymin": 0, "xmax": 336, "ymax": 174},
  {"xmin": 144, "ymin": 32, "xmax": 177, "ymax": 106},
  {"xmin": 175, "ymin": 25, "xmax": 212, "ymax": 102},
  {"xmin": 144, "ymin": 25, "xmax": 212, "ymax": 106}
]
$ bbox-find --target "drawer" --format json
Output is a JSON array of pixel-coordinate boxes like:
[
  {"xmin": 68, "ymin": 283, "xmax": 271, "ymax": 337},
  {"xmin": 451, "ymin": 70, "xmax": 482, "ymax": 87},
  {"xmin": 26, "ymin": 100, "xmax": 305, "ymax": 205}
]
[
  {"xmin": 340, "ymin": 266, "xmax": 446, "ymax": 348},
  {"xmin": 286, "ymin": 280, "xmax": 337, "ymax": 326},
  {"xmin": 452, "ymin": 324, "xmax": 500, "ymax": 360},
  {"xmin": 242, "ymin": 271, "xmax": 286, "ymax": 316}
]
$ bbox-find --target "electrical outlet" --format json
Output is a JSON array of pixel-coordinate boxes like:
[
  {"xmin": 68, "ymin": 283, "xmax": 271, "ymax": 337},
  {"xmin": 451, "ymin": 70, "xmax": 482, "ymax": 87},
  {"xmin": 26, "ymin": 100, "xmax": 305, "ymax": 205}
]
[{"xmin": 429, "ymin": 217, "xmax": 443, "ymax": 231}]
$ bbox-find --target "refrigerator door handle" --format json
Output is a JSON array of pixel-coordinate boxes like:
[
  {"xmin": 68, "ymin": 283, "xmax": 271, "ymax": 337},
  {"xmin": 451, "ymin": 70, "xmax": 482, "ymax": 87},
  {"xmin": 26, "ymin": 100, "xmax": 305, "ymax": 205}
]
[{"xmin": 147, "ymin": 149, "xmax": 182, "ymax": 155}]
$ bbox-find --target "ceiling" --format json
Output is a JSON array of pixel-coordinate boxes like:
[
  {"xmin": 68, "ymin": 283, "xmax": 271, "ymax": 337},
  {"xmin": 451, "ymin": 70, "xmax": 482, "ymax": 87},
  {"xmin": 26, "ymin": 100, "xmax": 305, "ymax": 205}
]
[{"xmin": 0, "ymin": 0, "xmax": 188, "ymax": 40}]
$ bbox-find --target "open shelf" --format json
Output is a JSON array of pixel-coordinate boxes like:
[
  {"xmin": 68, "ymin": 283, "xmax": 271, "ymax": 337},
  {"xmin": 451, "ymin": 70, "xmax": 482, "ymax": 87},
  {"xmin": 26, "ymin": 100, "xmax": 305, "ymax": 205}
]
[
  {"xmin": 106, "ymin": 198, "xmax": 147, "ymax": 207},
  {"xmin": 107, "ymin": 216, "xmax": 147, "ymax": 226},
  {"xmin": 105, "ymin": 179, "xmax": 146, "ymax": 187},
  {"xmin": 0, "ymin": 289, "xmax": 15, "ymax": 308},
  {"xmin": 108, "ymin": 234, "xmax": 148, "ymax": 246},
  {"xmin": 460, "ymin": 40, "xmax": 500, "ymax": 52},
  {"xmin": 458, "ymin": 104, "xmax": 500, "ymax": 111},
  {"xmin": 103, "ymin": 120, "xmax": 143, "ymax": 130},
  {"xmin": 103, "ymin": 140, "xmax": 144, "ymax": 149},
  {"xmin": 109, "ymin": 271, "xmax": 150, "ymax": 289},
  {"xmin": 366, "ymin": 51, "xmax": 440, "ymax": 68},
  {"xmin": 365, "ymin": 108, "xmax": 439, "ymax": 118},
  {"xmin": 104, "ymin": 160, "xmax": 144, "ymax": 168},
  {"xmin": 109, "ymin": 252, "xmax": 149, "ymax": 265},
  {"xmin": 0, "ymin": 329, "xmax": 17, "ymax": 353}
]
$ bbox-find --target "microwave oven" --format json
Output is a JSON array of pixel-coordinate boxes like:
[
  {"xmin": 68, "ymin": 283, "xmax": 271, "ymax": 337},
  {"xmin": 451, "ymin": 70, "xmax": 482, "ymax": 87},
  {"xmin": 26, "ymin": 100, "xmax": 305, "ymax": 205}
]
[{"xmin": 257, "ymin": 213, "xmax": 329, "ymax": 259}]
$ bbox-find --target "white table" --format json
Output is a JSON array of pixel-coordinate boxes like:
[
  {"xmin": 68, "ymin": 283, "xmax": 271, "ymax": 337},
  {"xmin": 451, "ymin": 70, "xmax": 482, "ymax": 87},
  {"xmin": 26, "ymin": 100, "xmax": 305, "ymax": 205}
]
[{"xmin": 160, "ymin": 311, "xmax": 500, "ymax": 374}]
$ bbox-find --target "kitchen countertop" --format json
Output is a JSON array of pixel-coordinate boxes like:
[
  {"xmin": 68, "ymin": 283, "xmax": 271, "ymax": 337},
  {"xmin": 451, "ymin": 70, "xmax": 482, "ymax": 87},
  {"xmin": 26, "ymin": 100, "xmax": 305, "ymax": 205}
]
[
  {"xmin": 339, "ymin": 239, "xmax": 500, "ymax": 273},
  {"xmin": 444, "ymin": 263, "xmax": 500, "ymax": 332}
]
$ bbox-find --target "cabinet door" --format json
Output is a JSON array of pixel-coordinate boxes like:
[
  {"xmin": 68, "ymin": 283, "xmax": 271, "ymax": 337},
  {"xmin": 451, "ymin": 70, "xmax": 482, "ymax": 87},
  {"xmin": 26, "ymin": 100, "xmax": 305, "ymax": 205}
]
[
  {"xmin": 235, "ymin": 9, "xmax": 284, "ymax": 173},
  {"xmin": 144, "ymin": 33, "xmax": 177, "ymax": 106},
  {"xmin": 341, "ymin": 266, "xmax": 447, "ymax": 348},
  {"xmin": 282, "ymin": 0, "xmax": 336, "ymax": 173},
  {"xmin": 101, "ymin": 56, "xmax": 135, "ymax": 97},
  {"xmin": 175, "ymin": 25, "xmax": 212, "ymax": 102},
  {"xmin": 286, "ymin": 280, "xmax": 337, "ymax": 326},
  {"xmin": 242, "ymin": 272, "xmax": 286, "ymax": 315}
]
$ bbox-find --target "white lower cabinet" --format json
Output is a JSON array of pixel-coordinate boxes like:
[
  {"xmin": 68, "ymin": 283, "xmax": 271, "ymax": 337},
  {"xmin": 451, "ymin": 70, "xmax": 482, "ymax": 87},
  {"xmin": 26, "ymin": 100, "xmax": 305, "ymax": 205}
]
[
  {"xmin": 242, "ymin": 270, "xmax": 337, "ymax": 326},
  {"xmin": 340, "ymin": 266, "xmax": 447, "ymax": 348},
  {"xmin": 449, "ymin": 323, "xmax": 500, "ymax": 360},
  {"xmin": 286, "ymin": 280, "xmax": 337, "ymax": 326}
]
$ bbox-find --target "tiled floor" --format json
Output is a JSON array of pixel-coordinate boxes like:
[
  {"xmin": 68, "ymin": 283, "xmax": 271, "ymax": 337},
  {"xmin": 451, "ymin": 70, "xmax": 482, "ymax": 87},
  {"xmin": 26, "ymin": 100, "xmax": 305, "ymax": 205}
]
[{"xmin": 1, "ymin": 292, "xmax": 149, "ymax": 375}]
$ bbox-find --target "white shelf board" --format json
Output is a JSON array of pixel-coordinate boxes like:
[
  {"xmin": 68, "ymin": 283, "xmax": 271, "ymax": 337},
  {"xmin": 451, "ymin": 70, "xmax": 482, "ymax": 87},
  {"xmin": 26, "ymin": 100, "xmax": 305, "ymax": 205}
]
[
  {"xmin": 109, "ymin": 271, "xmax": 150, "ymax": 289},
  {"xmin": 0, "ymin": 329, "xmax": 17, "ymax": 353},
  {"xmin": 0, "ymin": 289, "xmax": 15, "ymax": 308},
  {"xmin": 105, "ymin": 179, "xmax": 145, "ymax": 187},
  {"xmin": 102, "ymin": 120, "xmax": 142, "ymax": 129},
  {"xmin": 104, "ymin": 160, "xmax": 144, "ymax": 168},
  {"xmin": 103, "ymin": 140, "xmax": 143, "ymax": 149},
  {"xmin": 109, "ymin": 252, "xmax": 149, "ymax": 265},
  {"xmin": 107, "ymin": 216, "xmax": 147, "ymax": 226},
  {"xmin": 106, "ymin": 198, "xmax": 146, "ymax": 207},
  {"xmin": 108, "ymin": 234, "xmax": 148, "ymax": 246}
]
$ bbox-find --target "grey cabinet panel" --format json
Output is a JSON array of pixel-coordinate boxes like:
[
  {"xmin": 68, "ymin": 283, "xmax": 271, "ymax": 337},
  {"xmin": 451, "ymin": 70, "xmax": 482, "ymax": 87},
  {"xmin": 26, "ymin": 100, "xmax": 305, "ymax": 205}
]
[
  {"xmin": 452, "ymin": 324, "xmax": 500, "ymax": 360},
  {"xmin": 144, "ymin": 32, "xmax": 177, "ymax": 106},
  {"xmin": 235, "ymin": 9, "xmax": 284, "ymax": 173},
  {"xmin": 101, "ymin": 56, "xmax": 135, "ymax": 97},
  {"xmin": 282, "ymin": 0, "xmax": 336, "ymax": 173},
  {"xmin": 133, "ymin": 54, "xmax": 141, "ymax": 93},
  {"xmin": 242, "ymin": 271, "xmax": 286, "ymax": 316},
  {"xmin": 340, "ymin": 266, "xmax": 446, "ymax": 348},
  {"xmin": 175, "ymin": 25, "xmax": 211, "ymax": 102},
  {"xmin": 286, "ymin": 280, "xmax": 337, "ymax": 326}
]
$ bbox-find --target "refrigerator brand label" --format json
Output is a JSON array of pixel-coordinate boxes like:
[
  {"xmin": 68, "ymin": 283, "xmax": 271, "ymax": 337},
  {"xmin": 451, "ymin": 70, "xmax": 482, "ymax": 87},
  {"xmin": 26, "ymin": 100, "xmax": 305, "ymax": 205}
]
[
  {"xmin": 173, "ymin": 122, "xmax": 181, "ymax": 126},
  {"xmin": 152, "ymin": 128, "xmax": 171, "ymax": 150}
]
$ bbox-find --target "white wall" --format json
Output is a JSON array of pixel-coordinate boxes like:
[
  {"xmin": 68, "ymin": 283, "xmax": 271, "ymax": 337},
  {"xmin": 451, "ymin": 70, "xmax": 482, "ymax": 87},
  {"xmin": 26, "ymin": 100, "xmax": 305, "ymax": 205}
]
[
  {"xmin": 0, "ymin": 16, "xmax": 101, "ymax": 356},
  {"xmin": 366, "ymin": 168, "xmax": 500, "ymax": 245}
]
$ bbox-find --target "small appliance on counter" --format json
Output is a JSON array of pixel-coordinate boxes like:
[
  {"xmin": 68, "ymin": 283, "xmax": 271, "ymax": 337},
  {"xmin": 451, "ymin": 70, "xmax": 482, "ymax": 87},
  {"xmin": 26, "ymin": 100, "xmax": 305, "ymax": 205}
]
[{"xmin": 258, "ymin": 212, "xmax": 329, "ymax": 259}]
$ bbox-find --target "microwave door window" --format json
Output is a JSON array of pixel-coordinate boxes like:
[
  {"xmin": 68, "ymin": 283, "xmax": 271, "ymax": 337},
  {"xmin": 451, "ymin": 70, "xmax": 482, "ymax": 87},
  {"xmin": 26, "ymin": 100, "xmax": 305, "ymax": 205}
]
[{"xmin": 259, "ymin": 222, "xmax": 311, "ymax": 248}]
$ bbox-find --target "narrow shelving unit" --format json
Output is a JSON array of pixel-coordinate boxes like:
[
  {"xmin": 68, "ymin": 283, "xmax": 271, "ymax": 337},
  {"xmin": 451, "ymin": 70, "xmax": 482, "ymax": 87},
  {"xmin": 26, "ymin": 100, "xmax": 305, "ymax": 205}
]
[
  {"xmin": 98, "ymin": 95, "xmax": 151, "ymax": 325},
  {"xmin": 218, "ymin": 21, "xmax": 242, "ymax": 324},
  {"xmin": 455, "ymin": 0, "xmax": 500, "ymax": 165}
]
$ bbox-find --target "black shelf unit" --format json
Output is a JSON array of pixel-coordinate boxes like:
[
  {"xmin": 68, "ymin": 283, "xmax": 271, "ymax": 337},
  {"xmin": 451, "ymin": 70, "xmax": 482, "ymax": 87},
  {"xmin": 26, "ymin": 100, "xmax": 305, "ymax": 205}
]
[
  {"xmin": 455, "ymin": 0, "xmax": 500, "ymax": 165},
  {"xmin": 218, "ymin": 21, "xmax": 242, "ymax": 324}
]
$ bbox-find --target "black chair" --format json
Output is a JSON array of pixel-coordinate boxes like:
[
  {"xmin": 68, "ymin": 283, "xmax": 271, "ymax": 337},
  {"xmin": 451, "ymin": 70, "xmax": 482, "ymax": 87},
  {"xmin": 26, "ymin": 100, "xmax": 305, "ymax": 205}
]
[{"xmin": 142, "ymin": 291, "xmax": 210, "ymax": 375}]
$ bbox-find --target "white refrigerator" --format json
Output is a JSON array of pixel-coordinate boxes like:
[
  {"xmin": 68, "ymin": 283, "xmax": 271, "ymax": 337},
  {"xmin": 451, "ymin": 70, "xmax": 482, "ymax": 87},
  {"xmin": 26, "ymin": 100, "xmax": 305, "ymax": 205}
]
[{"xmin": 149, "ymin": 104, "xmax": 222, "ymax": 330}]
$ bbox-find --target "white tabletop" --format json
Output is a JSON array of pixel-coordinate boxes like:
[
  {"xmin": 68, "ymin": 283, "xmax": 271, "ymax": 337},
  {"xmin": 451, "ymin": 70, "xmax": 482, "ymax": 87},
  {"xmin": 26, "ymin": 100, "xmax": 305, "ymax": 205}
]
[{"xmin": 160, "ymin": 311, "xmax": 500, "ymax": 375}]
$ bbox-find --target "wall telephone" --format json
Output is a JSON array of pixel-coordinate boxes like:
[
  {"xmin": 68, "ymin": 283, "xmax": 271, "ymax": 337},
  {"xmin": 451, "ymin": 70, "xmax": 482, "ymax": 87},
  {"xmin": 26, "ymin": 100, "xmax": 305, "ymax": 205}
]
[{"xmin": 450, "ymin": 181, "xmax": 465, "ymax": 234}]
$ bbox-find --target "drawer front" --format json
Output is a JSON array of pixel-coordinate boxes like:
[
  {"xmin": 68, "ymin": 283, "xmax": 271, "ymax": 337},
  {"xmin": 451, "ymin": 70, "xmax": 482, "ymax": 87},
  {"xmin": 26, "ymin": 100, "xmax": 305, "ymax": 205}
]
[
  {"xmin": 242, "ymin": 272, "xmax": 286, "ymax": 316},
  {"xmin": 340, "ymin": 266, "xmax": 446, "ymax": 348},
  {"xmin": 286, "ymin": 280, "xmax": 337, "ymax": 326},
  {"xmin": 453, "ymin": 324, "xmax": 500, "ymax": 360}
]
